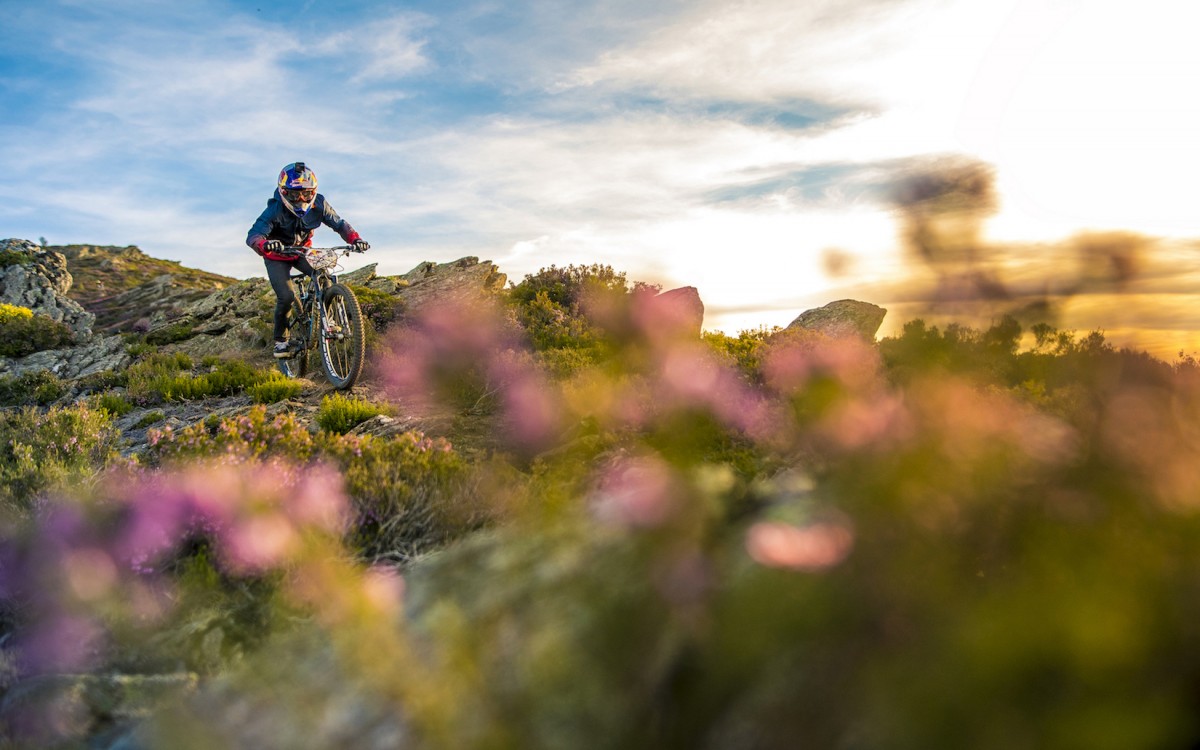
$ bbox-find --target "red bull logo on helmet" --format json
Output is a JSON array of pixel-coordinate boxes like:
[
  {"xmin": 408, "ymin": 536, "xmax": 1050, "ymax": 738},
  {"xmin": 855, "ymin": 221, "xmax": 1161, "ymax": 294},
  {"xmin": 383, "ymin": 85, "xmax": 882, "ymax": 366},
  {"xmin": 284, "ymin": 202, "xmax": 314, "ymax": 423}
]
[{"xmin": 278, "ymin": 162, "xmax": 318, "ymax": 191}]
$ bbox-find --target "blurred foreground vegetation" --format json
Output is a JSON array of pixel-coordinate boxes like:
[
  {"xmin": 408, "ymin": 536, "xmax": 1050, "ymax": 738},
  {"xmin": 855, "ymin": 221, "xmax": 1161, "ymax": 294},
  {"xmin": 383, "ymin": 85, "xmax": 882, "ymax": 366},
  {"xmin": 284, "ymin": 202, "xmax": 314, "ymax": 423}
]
[{"xmin": 5, "ymin": 265, "xmax": 1200, "ymax": 749}]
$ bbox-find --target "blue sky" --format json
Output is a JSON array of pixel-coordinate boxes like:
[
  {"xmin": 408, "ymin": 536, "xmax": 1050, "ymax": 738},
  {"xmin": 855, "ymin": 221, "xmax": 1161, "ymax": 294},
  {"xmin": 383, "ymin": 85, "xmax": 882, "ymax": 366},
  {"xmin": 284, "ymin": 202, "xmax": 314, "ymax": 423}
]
[{"xmin": 3, "ymin": 0, "xmax": 1199, "ymax": 338}]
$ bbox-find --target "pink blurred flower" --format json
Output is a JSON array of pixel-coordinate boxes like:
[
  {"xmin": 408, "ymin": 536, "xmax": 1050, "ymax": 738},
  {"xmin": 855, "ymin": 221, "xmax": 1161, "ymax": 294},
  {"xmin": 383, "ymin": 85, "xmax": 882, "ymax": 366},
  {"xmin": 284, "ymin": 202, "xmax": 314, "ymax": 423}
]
[
  {"xmin": 221, "ymin": 512, "xmax": 298, "ymax": 575},
  {"xmin": 590, "ymin": 455, "xmax": 679, "ymax": 528},
  {"xmin": 16, "ymin": 613, "xmax": 105, "ymax": 674},
  {"xmin": 502, "ymin": 372, "xmax": 563, "ymax": 448},
  {"xmin": 745, "ymin": 520, "xmax": 855, "ymax": 571},
  {"xmin": 819, "ymin": 392, "xmax": 912, "ymax": 451},
  {"xmin": 362, "ymin": 565, "xmax": 406, "ymax": 618},
  {"xmin": 287, "ymin": 462, "xmax": 349, "ymax": 532},
  {"xmin": 62, "ymin": 547, "xmax": 118, "ymax": 602},
  {"xmin": 762, "ymin": 333, "xmax": 881, "ymax": 394}
]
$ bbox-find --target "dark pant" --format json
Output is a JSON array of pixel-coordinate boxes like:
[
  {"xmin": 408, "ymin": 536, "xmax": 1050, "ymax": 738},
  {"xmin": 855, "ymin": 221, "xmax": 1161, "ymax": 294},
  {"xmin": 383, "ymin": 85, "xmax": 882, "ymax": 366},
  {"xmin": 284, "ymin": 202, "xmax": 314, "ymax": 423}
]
[{"xmin": 265, "ymin": 256, "xmax": 316, "ymax": 341}]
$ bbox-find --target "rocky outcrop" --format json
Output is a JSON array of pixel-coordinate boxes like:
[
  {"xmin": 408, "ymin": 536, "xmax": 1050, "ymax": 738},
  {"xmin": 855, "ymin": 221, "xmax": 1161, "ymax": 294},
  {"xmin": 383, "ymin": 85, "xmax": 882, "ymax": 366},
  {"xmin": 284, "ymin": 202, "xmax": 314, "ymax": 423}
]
[
  {"xmin": 391, "ymin": 257, "xmax": 507, "ymax": 318},
  {"xmin": 0, "ymin": 334, "xmax": 131, "ymax": 380},
  {"xmin": 0, "ymin": 239, "xmax": 94, "ymax": 338},
  {"xmin": 645, "ymin": 286, "xmax": 704, "ymax": 339},
  {"xmin": 787, "ymin": 299, "xmax": 887, "ymax": 341},
  {"xmin": 54, "ymin": 244, "xmax": 235, "ymax": 333}
]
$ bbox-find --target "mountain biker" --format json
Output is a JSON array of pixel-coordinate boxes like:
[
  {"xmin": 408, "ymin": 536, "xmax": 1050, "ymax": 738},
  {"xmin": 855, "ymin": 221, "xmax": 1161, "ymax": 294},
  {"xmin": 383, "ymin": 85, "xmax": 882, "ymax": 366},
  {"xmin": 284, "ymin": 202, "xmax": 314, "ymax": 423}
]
[{"xmin": 246, "ymin": 162, "xmax": 370, "ymax": 358}]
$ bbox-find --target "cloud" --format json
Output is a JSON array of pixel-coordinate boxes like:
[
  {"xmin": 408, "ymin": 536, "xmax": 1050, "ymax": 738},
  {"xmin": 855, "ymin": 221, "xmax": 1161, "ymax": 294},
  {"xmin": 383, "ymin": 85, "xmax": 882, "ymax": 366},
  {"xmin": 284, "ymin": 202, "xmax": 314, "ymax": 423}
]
[
  {"xmin": 313, "ymin": 14, "xmax": 432, "ymax": 84},
  {"xmin": 557, "ymin": 0, "xmax": 963, "ymax": 106}
]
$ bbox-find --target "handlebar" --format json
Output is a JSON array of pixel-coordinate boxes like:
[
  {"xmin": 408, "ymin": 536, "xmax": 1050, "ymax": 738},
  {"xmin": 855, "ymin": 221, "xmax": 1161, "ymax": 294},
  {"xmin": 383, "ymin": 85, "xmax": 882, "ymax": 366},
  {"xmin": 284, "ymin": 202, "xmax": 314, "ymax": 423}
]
[{"xmin": 278, "ymin": 245, "xmax": 360, "ymax": 256}]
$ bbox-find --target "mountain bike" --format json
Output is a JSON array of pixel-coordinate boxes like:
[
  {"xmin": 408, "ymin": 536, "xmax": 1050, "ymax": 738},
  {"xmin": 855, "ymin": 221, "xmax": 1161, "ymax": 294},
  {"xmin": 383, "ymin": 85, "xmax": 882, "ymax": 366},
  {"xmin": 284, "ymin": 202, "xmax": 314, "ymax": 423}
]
[{"xmin": 275, "ymin": 245, "xmax": 367, "ymax": 390}]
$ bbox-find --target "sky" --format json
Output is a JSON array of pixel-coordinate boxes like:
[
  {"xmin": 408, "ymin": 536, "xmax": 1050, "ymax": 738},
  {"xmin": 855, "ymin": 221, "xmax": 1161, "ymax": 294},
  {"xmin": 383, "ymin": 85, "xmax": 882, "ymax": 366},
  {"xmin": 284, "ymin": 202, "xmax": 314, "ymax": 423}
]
[{"xmin": 3, "ymin": 0, "xmax": 1200, "ymax": 353}]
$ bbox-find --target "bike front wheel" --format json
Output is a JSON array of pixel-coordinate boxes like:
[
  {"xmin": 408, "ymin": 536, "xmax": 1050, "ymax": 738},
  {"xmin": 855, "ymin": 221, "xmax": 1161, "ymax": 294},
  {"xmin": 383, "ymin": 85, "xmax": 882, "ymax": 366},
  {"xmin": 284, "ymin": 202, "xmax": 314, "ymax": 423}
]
[{"xmin": 319, "ymin": 283, "xmax": 365, "ymax": 390}]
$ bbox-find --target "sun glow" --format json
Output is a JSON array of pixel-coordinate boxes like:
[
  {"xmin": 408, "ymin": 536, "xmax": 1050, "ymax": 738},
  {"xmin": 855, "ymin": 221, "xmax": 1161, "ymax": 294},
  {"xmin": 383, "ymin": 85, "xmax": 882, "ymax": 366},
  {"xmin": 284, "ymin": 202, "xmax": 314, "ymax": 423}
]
[{"xmin": 959, "ymin": 0, "xmax": 1200, "ymax": 241}]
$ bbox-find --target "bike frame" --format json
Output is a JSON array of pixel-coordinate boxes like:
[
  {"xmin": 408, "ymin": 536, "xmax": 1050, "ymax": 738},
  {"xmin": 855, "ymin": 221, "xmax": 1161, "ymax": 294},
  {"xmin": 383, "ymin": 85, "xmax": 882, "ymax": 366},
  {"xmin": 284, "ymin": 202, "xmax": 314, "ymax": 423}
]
[{"xmin": 276, "ymin": 245, "xmax": 367, "ymax": 388}]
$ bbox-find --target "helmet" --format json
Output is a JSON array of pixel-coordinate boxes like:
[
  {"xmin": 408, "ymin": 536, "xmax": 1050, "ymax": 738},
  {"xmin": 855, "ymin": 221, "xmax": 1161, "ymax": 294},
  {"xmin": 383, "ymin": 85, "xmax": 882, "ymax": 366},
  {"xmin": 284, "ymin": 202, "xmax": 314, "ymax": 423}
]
[{"xmin": 277, "ymin": 162, "xmax": 318, "ymax": 214}]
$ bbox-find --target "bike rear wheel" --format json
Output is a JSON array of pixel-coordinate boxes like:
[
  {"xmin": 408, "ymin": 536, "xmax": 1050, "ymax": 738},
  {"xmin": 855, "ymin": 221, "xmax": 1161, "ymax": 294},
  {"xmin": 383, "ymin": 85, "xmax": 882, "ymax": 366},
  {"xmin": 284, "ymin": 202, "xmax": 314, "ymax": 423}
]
[
  {"xmin": 276, "ymin": 299, "xmax": 310, "ymax": 378},
  {"xmin": 319, "ymin": 283, "xmax": 365, "ymax": 390}
]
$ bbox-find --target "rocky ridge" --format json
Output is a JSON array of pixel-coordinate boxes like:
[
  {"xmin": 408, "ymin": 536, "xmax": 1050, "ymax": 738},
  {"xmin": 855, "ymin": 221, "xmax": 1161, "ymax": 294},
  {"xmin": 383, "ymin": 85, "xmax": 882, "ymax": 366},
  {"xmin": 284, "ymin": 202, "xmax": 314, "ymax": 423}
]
[{"xmin": 50, "ymin": 243, "xmax": 236, "ymax": 333}]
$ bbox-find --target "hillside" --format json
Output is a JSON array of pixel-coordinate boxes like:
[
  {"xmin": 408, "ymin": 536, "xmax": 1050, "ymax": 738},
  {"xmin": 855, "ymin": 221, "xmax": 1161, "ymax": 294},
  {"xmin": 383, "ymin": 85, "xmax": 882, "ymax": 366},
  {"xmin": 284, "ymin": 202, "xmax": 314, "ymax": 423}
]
[
  {"xmin": 50, "ymin": 244, "xmax": 238, "ymax": 333},
  {"xmin": 6, "ymin": 237, "xmax": 1200, "ymax": 749}
]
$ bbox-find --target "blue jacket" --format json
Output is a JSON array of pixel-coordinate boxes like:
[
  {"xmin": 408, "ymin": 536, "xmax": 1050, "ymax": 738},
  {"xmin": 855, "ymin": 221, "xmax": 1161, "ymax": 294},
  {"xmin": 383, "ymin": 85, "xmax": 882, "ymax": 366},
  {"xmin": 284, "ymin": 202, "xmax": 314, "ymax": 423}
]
[{"xmin": 246, "ymin": 190, "xmax": 361, "ymax": 261}]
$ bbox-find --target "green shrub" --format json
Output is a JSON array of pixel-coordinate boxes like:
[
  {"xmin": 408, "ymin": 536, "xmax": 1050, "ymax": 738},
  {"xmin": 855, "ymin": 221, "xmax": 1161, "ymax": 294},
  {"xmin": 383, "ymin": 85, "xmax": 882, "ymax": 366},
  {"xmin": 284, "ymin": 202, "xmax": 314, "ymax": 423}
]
[
  {"xmin": 94, "ymin": 392, "xmax": 134, "ymax": 417},
  {"xmin": 508, "ymin": 264, "xmax": 649, "ymax": 308},
  {"xmin": 0, "ymin": 370, "xmax": 67, "ymax": 407},
  {"xmin": 0, "ymin": 403, "xmax": 120, "ymax": 518},
  {"xmin": 316, "ymin": 393, "xmax": 387, "ymax": 434},
  {"xmin": 0, "ymin": 249, "xmax": 33, "ymax": 268},
  {"xmin": 125, "ymin": 339, "xmax": 157, "ymax": 358},
  {"xmin": 148, "ymin": 406, "xmax": 314, "ymax": 464},
  {"xmin": 702, "ymin": 326, "xmax": 779, "ymax": 383},
  {"xmin": 350, "ymin": 283, "xmax": 405, "ymax": 348},
  {"xmin": 0, "ymin": 303, "xmax": 74, "ymax": 357},
  {"xmin": 248, "ymin": 376, "xmax": 304, "ymax": 404},
  {"xmin": 125, "ymin": 353, "xmax": 194, "ymax": 404},
  {"xmin": 76, "ymin": 367, "xmax": 128, "ymax": 392},
  {"xmin": 126, "ymin": 354, "xmax": 276, "ymax": 404},
  {"xmin": 202, "ymin": 360, "xmax": 274, "ymax": 397},
  {"xmin": 319, "ymin": 430, "xmax": 483, "ymax": 561},
  {"xmin": 144, "ymin": 322, "xmax": 197, "ymax": 346},
  {"xmin": 506, "ymin": 264, "xmax": 660, "ymax": 377},
  {"xmin": 134, "ymin": 410, "xmax": 165, "ymax": 429}
]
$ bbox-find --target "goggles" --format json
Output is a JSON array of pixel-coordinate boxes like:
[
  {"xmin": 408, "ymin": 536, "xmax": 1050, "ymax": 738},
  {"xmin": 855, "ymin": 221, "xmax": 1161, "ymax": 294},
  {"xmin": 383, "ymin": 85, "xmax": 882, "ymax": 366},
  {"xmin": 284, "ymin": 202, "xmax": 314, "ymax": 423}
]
[{"xmin": 282, "ymin": 187, "xmax": 316, "ymax": 202}]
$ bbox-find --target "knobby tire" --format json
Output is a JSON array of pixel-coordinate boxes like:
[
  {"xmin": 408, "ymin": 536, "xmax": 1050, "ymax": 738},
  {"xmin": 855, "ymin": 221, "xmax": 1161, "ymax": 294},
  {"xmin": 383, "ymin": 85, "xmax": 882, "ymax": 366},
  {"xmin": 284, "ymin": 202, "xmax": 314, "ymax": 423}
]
[{"xmin": 319, "ymin": 283, "xmax": 365, "ymax": 390}]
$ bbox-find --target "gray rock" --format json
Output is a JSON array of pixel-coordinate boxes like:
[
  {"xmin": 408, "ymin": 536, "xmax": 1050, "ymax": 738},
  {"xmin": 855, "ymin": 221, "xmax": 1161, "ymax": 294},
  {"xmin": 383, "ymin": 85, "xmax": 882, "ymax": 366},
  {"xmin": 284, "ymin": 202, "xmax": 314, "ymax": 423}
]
[
  {"xmin": 0, "ymin": 334, "xmax": 130, "ymax": 379},
  {"xmin": 648, "ymin": 286, "xmax": 704, "ymax": 338},
  {"xmin": 0, "ymin": 238, "xmax": 95, "ymax": 338},
  {"xmin": 786, "ymin": 299, "xmax": 887, "ymax": 341},
  {"xmin": 395, "ymin": 257, "xmax": 508, "ymax": 318},
  {"xmin": 339, "ymin": 263, "xmax": 378, "ymax": 286}
]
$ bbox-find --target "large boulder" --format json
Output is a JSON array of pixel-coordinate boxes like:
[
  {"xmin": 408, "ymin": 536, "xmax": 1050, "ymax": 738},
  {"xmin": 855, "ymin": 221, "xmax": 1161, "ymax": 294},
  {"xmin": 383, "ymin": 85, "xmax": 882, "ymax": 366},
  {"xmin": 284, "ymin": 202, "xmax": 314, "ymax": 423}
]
[
  {"xmin": 787, "ymin": 299, "xmax": 886, "ymax": 341},
  {"xmin": 644, "ymin": 286, "xmax": 704, "ymax": 339},
  {"xmin": 394, "ymin": 257, "xmax": 507, "ymax": 318},
  {"xmin": 0, "ymin": 239, "xmax": 95, "ymax": 338}
]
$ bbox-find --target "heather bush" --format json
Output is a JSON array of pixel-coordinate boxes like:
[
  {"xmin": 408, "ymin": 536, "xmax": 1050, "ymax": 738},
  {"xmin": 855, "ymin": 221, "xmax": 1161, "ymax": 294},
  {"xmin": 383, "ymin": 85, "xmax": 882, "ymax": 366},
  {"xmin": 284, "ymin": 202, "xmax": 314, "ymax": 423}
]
[
  {"xmin": 703, "ymin": 325, "xmax": 779, "ymax": 383},
  {"xmin": 315, "ymin": 393, "xmax": 387, "ymax": 434},
  {"xmin": 0, "ymin": 249, "xmax": 33, "ymax": 268},
  {"xmin": 0, "ymin": 458, "xmax": 350, "ymax": 700},
  {"xmin": 506, "ymin": 264, "xmax": 660, "ymax": 377},
  {"xmin": 93, "ymin": 392, "xmax": 134, "ymax": 417},
  {"xmin": 0, "ymin": 303, "xmax": 74, "ymax": 357},
  {"xmin": 126, "ymin": 353, "xmax": 276, "ymax": 404},
  {"xmin": 247, "ymin": 375, "xmax": 304, "ymax": 404},
  {"xmin": 125, "ymin": 339, "xmax": 157, "ymax": 357},
  {"xmin": 0, "ymin": 370, "xmax": 67, "ymax": 407},
  {"xmin": 350, "ymin": 283, "xmax": 404, "ymax": 353},
  {"xmin": 508, "ymin": 263, "xmax": 644, "ymax": 309},
  {"xmin": 147, "ymin": 406, "xmax": 314, "ymax": 464},
  {"xmin": 319, "ymin": 430, "xmax": 483, "ymax": 562},
  {"xmin": 134, "ymin": 410, "xmax": 165, "ymax": 429},
  {"xmin": 0, "ymin": 403, "xmax": 120, "ymax": 518},
  {"xmin": 75, "ymin": 367, "xmax": 128, "ymax": 392}
]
